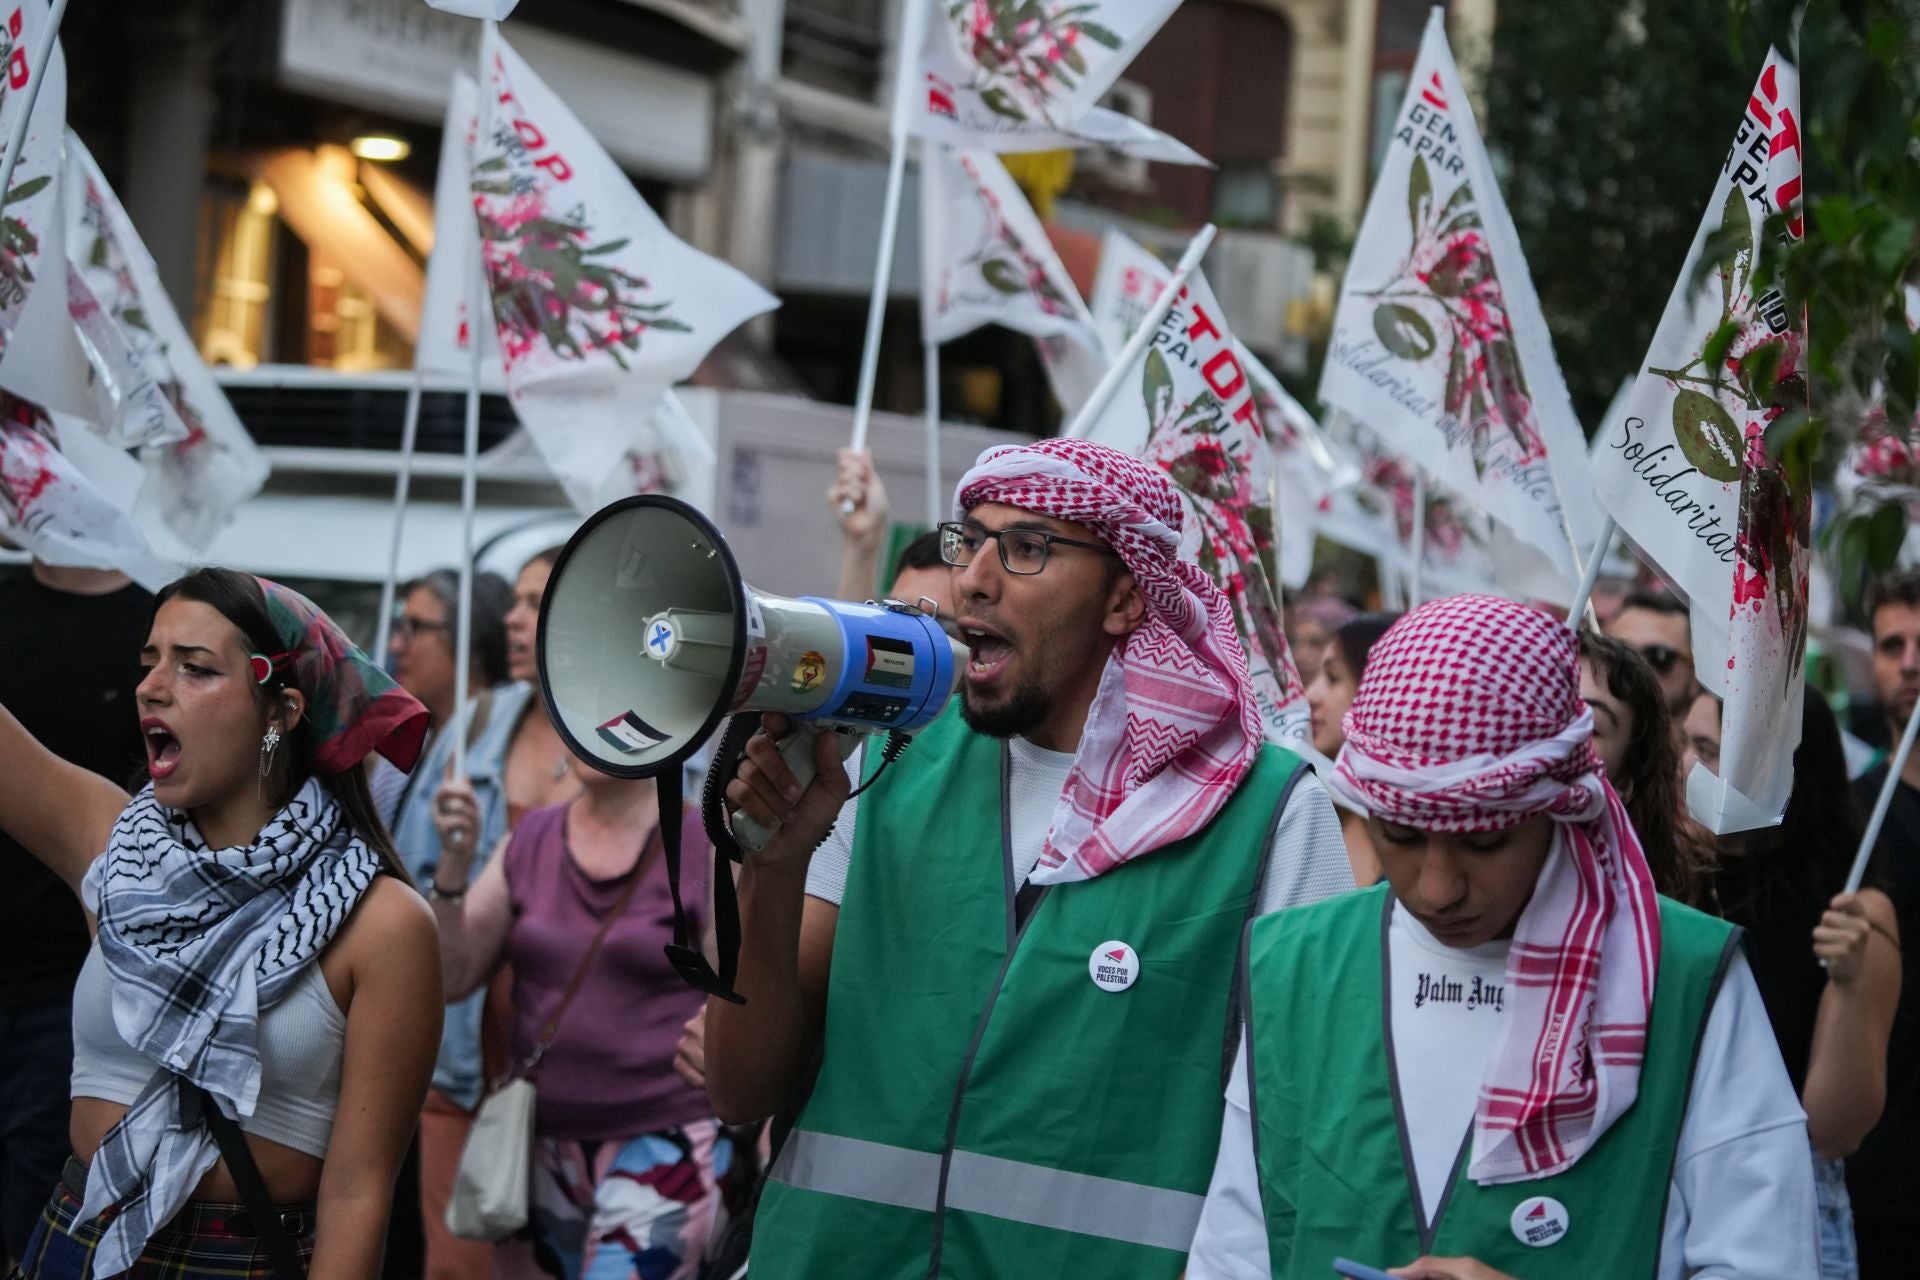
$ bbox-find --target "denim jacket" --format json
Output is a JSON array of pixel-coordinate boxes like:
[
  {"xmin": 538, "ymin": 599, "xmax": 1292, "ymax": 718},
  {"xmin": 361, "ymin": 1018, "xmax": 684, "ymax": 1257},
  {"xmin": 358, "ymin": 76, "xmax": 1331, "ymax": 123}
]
[{"xmin": 391, "ymin": 680, "xmax": 537, "ymax": 1109}]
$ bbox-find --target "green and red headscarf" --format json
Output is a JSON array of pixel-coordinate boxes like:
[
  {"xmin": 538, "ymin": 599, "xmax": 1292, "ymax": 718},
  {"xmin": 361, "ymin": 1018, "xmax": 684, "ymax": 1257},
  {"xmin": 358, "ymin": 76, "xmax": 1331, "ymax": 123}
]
[{"xmin": 256, "ymin": 577, "xmax": 429, "ymax": 775}]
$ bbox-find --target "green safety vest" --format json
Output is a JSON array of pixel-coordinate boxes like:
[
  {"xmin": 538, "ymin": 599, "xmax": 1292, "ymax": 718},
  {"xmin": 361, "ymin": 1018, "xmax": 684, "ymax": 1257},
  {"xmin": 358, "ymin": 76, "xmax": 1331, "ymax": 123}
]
[
  {"xmin": 1244, "ymin": 883, "xmax": 1739, "ymax": 1278},
  {"xmin": 751, "ymin": 709, "xmax": 1307, "ymax": 1279}
]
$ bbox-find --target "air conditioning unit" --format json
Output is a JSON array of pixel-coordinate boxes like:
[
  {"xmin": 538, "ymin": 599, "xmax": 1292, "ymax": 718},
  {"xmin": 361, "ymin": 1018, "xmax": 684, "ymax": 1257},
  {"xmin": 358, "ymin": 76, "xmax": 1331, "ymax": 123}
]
[{"xmin": 1081, "ymin": 79, "xmax": 1152, "ymax": 190}]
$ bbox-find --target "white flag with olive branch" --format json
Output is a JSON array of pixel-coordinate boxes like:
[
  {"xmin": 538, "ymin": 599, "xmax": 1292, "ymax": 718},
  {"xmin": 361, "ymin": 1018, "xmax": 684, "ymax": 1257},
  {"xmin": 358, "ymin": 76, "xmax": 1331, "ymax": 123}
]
[
  {"xmin": 1317, "ymin": 10, "xmax": 1593, "ymax": 580},
  {"xmin": 474, "ymin": 27, "xmax": 778, "ymax": 512},
  {"xmin": 1590, "ymin": 50, "xmax": 1809, "ymax": 833},
  {"xmin": 1078, "ymin": 264, "xmax": 1308, "ymax": 745},
  {"xmin": 904, "ymin": 0, "xmax": 1206, "ymax": 165}
]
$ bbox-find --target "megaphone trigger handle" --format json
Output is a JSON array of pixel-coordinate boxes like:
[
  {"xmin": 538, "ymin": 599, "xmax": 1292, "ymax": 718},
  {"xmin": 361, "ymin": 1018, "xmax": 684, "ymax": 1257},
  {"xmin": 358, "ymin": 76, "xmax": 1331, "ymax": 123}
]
[{"xmin": 728, "ymin": 724, "xmax": 835, "ymax": 853}]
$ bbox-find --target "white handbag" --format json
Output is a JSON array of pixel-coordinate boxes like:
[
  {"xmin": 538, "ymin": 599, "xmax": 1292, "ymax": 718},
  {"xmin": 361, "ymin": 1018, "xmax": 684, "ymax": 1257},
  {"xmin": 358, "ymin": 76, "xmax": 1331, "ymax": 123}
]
[
  {"xmin": 445, "ymin": 842, "xmax": 650, "ymax": 1241},
  {"xmin": 445, "ymin": 1076, "xmax": 538, "ymax": 1241}
]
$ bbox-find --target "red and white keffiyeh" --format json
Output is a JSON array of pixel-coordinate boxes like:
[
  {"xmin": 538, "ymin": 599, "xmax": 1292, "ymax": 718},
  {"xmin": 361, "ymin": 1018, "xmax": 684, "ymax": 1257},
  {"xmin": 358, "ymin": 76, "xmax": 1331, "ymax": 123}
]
[
  {"xmin": 1326, "ymin": 594, "xmax": 1662, "ymax": 1184},
  {"xmin": 956, "ymin": 438, "xmax": 1261, "ymax": 884}
]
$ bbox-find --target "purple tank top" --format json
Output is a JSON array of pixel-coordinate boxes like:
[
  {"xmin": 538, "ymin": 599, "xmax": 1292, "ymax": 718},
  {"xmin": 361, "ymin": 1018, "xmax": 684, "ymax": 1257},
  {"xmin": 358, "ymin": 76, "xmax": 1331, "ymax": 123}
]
[{"xmin": 502, "ymin": 801, "xmax": 712, "ymax": 1141}]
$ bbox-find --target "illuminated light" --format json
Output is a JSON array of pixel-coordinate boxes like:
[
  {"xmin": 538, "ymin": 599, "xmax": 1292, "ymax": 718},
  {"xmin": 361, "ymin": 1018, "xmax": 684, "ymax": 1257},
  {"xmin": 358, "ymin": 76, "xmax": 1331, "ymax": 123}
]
[
  {"xmin": 246, "ymin": 183, "xmax": 278, "ymax": 217},
  {"xmin": 349, "ymin": 134, "xmax": 411, "ymax": 162}
]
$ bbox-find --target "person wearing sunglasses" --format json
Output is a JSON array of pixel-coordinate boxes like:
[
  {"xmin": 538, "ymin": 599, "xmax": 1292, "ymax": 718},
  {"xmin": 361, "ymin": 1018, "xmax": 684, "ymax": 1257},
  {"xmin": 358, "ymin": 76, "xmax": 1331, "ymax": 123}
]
[
  {"xmin": 709, "ymin": 439, "xmax": 1353, "ymax": 1279},
  {"xmin": 1604, "ymin": 588, "xmax": 1699, "ymax": 716}
]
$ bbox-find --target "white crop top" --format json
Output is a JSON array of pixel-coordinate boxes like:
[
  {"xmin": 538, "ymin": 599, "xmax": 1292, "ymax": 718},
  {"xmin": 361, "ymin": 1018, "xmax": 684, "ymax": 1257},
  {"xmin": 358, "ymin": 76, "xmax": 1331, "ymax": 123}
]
[{"xmin": 69, "ymin": 943, "xmax": 346, "ymax": 1159}]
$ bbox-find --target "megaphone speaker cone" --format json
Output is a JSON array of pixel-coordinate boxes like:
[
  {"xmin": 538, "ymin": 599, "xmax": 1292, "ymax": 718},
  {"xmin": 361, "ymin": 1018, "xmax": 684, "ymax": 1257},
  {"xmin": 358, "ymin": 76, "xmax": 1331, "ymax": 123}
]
[{"xmin": 538, "ymin": 495, "xmax": 748, "ymax": 779}]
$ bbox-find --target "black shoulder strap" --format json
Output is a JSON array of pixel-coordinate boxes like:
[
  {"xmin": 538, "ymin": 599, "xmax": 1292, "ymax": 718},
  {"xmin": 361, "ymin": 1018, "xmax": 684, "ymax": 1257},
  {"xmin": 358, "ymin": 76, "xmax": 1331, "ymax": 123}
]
[
  {"xmin": 661, "ymin": 764, "xmax": 745, "ymax": 1004},
  {"xmin": 178, "ymin": 1077, "xmax": 307, "ymax": 1280}
]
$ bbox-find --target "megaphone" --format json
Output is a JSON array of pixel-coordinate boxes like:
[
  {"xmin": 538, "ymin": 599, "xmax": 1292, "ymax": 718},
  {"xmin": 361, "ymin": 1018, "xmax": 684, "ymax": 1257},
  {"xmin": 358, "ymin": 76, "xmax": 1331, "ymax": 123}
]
[{"xmin": 538, "ymin": 494, "xmax": 966, "ymax": 847}]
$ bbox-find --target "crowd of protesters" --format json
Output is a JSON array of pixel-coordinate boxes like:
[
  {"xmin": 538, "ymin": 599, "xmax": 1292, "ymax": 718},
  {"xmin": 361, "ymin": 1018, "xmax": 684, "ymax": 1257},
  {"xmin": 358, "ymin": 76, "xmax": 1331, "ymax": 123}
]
[{"xmin": 0, "ymin": 437, "xmax": 1917, "ymax": 1280}]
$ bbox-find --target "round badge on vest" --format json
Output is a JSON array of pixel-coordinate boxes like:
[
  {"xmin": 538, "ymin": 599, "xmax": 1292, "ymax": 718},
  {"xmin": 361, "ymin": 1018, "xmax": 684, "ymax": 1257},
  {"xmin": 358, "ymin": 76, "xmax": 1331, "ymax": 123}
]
[
  {"xmin": 1509, "ymin": 1195, "xmax": 1569, "ymax": 1248},
  {"xmin": 1088, "ymin": 941, "xmax": 1139, "ymax": 993}
]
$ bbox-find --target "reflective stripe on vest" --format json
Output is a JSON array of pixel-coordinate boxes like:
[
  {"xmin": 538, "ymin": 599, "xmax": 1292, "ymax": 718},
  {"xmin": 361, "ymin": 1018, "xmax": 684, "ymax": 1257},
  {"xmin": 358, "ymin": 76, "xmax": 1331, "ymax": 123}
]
[{"xmin": 771, "ymin": 1130, "xmax": 1208, "ymax": 1254}]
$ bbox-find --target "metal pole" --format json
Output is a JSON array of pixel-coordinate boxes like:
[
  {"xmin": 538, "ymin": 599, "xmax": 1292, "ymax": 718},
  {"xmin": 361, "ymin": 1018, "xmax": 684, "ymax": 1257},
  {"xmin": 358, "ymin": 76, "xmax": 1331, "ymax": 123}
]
[
  {"xmin": 372, "ymin": 367, "xmax": 426, "ymax": 661},
  {"xmin": 1847, "ymin": 703, "xmax": 1920, "ymax": 894},
  {"xmin": 1062, "ymin": 223, "xmax": 1218, "ymax": 440},
  {"xmin": 451, "ymin": 246, "xmax": 484, "ymax": 780},
  {"xmin": 922, "ymin": 339, "xmax": 942, "ymax": 525},
  {"xmin": 839, "ymin": 0, "xmax": 928, "ymax": 496},
  {"xmin": 1408, "ymin": 468, "xmax": 1427, "ymax": 607},
  {"xmin": 1565, "ymin": 513, "xmax": 1619, "ymax": 627},
  {"xmin": 0, "ymin": 0, "xmax": 68, "ymax": 203}
]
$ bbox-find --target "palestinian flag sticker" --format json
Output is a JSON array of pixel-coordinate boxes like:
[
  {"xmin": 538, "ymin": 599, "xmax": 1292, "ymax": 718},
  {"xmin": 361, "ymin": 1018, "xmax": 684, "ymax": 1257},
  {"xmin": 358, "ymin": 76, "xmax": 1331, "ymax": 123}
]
[
  {"xmin": 1509, "ymin": 1196, "xmax": 1569, "ymax": 1248},
  {"xmin": 1088, "ymin": 941, "xmax": 1139, "ymax": 993}
]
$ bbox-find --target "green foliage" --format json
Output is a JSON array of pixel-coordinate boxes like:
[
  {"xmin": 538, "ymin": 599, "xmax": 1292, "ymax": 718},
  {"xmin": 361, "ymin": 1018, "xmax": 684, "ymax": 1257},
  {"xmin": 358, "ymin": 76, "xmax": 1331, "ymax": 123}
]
[{"xmin": 1487, "ymin": 0, "xmax": 1919, "ymax": 581}]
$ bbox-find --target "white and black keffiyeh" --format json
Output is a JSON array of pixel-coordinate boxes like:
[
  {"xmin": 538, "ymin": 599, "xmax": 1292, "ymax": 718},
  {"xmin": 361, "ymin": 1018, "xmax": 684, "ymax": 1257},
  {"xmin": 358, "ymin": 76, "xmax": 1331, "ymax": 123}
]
[{"xmin": 76, "ymin": 778, "xmax": 380, "ymax": 1275}]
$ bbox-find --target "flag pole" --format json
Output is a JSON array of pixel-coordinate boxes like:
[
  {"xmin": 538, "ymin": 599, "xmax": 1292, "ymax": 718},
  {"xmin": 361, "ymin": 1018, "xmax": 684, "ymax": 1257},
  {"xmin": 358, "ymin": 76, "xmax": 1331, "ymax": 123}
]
[
  {"xmin": 1408, "ymin": 467, "xmax": 1427, "ymax": 607},
  {"xmin": 922, "ymin": 339, "xmax": 942, "ymax": 526},
  {"xmin": 840, "ymin": 0, "xmax": 929, "ymax": 506},
  {"xmin": 450, "ymin": 123, "xmax": 490, "ymax": 781},
  {"xmin": 1565, "ymin": 512, "xmax": 1618, "ymax": 626},
  {"xmin": 0, "ymin": 0, "xmax": 67, "ymax": 201},
  {"xmin": 1848, "ymin": 705, "xmax": 1920, "ymax": 895},
  {"xmin": 372, "ymin": 368, "xmax": 426, "ymax": 662},
  {"xmin": 1063, "ymin": 223, "xmax": 1217, "ymax": 440}
]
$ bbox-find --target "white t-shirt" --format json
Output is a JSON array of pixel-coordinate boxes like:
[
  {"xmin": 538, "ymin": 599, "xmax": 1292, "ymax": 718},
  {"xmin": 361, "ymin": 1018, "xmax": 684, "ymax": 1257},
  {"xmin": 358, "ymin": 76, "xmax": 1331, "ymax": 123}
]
[
  {"xmin": 803, "ymin": 735, "xmax": 1354, "ymax": 917},
  {"xmin": 1185, "ymin": 893, "xmax": 1820, "ymax": 1280}
]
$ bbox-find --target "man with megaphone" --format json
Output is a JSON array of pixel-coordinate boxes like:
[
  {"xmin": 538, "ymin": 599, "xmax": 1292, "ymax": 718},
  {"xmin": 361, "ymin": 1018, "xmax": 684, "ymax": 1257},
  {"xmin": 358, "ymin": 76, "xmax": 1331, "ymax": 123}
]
[{"xmin": 708, "ymin": 438, "xmax": 1354, "ymax": 1277}]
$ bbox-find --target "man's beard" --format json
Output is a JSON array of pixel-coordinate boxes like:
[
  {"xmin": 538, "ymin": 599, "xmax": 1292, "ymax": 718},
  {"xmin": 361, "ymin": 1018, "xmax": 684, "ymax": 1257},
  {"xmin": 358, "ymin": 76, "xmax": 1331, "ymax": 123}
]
[{"xmin": 961, "ymin": 680, "xmax": 1052, "ymax": 739}]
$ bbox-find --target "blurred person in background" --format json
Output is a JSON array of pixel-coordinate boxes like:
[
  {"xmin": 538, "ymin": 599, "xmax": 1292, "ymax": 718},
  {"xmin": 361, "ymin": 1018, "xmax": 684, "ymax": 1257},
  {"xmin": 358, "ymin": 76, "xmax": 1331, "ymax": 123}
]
[
  {"xmin": 392, "ymin": 548, "xmax": 583, "ymax": 1280},
  {"xmin": 1305, "ymin": 611, "xmax": 1400, "ymax": 884},
  {"xmin": 829, "ymin": 449, "xmax": 951, "ymax": 613},
  {"xmin": 372, "ymin": 568, "xmax": 513, "ymax": 826},
  {"xmin": 1606, "ymin": 588, "xmax": 1700, "ymax": 717},
  {"xmin": 1579, "ymin": 632, "xmax": 1713, "ymax": 906},
  {"xmin": 0, "ymin": 560, "xmax": 150, "ymax": 1269},
  {"xmin": 1286, "ymin": 594, "xmax": 1357, "ymax": 689},
  {"xmin": 1844, "ymin": 568, "xmax": 1920, "ymax": 1278},
  {"xmin": 1684, "ymin": 688, "xmax": 1901, "ymax": 1280},
  {"xmin": 430, "ymin": 746, "xmax": 722, "ymax": 1280}
]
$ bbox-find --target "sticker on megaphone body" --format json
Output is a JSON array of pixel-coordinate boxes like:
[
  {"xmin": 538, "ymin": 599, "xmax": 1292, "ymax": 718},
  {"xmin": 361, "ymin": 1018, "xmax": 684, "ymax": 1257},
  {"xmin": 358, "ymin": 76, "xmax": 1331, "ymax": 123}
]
[{"xmin": 598, "ymin": 709, "xmax": 671, "ymax": 754}]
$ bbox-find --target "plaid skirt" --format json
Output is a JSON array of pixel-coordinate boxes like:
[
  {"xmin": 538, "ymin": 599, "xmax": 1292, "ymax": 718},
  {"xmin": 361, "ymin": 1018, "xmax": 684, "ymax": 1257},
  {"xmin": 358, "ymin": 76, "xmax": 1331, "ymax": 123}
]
[{"xmin": 9, "ymin": 1170, "xmax": 315, "ymax": 1280}]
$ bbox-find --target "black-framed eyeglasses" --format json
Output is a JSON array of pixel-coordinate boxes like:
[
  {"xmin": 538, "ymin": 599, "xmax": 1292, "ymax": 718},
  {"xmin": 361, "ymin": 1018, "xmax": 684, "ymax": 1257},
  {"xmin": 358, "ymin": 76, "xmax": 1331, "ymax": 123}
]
[
  {"xmin": 938, "ymin": 521, "xmax": 1112, "ymax": 576},
  {"xmin": 392, "ymin": 615, "xmax": 453, "ymax": 643},
  {"xmin": 1636, "ymin": 643, "xmax": 1686, "ymax": 676}
]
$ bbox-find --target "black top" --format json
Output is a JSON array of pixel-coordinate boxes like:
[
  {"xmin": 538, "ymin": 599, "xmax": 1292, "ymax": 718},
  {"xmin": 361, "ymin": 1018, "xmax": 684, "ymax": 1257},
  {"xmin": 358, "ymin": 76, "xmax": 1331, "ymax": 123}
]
[
  {"xmin": 1847, "ymin": 762, "xmax": 1920, "ymax": 1219},
  {"xmin": 1709, "ymin": 856, "xmax": 1830, "ymax": 1098},
  {"xmin": 0, "ymin": 569, "xmax": 153, "ymax": 1006}
]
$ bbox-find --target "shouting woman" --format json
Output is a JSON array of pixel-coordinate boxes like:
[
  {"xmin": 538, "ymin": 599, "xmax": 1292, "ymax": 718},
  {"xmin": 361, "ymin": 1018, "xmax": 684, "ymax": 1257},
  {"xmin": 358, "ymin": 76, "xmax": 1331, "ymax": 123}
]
[{"xmin": 0, "ymin": 568, "xmax": 441, "ymax": 1279}]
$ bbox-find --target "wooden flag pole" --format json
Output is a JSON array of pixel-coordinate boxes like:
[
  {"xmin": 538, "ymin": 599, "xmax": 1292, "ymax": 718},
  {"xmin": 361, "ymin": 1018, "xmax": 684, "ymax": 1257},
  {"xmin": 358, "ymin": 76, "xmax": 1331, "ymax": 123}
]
[
  {"xmin": 922, "ymin": 339, "xmax": 942, "ymax": 526},
  {"xmin": 1063, "ymin": 223, "xmax": 1217, "ymax": 440},
  {"xmin": 372, "ymin": 368, "xmax": 426, "ymax": 661},
  {"xmin": 0, "ymin": 0, "xmax": 68, "ymax": 201},
  {"xmin": 1848, "ymin": 704, "xmax": 1920, "ymax": 894}
]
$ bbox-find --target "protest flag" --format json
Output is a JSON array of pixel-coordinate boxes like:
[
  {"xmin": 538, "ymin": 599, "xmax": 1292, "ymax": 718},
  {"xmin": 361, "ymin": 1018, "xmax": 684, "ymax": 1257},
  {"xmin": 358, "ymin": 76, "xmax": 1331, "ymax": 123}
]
[
  {"xmin": 845, "ymin": 0, "xmax": 1202, "ymax": 479},
  {"xmin": 65, "ymin": 135, "xmax": 268, "ymax": 548},
  {"xmin": 0, "ymin": 395, "xmax": 176, "ymax": 588},
  {"xmin": 1317, "ymin": 9, "xmax": 1594, "ymax": 582},
  {"xmin": 473, "ymin": 25, "xmax": 777, "ymax": 513},
  {"xmin": 904, "ymin": 0, "xmax": 1203, "ymax": 163},
  {"xmin": 919, "ymin": 142, "xmax": 1107, "ymax": 513},
  {"xmin": 1074, "ymin": 258, "xmax": 1309, "ymax": 745},
  {"xmin": 1589, "ymin": 50, "xmax": 1810, "ymax": 833},
  {"xmin": 1089, "ymin": 227, "xmax": 1358, "ymax": 593}
]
